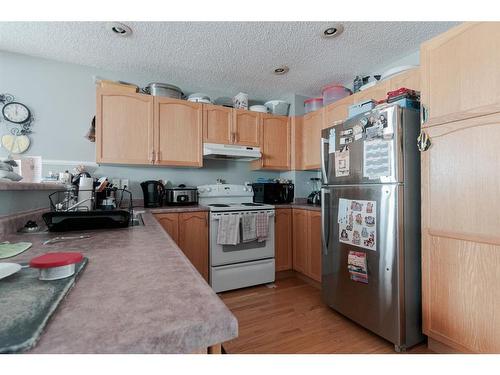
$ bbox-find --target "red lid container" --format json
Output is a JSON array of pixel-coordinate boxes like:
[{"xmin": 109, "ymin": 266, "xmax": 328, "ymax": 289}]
[
  {"xmin": 304, "ymin": 97, "xmax": 323, "ymax": 113},
  {"xmin": 30, "ymin": 252, "xmax": 83, "ymax": 269}
]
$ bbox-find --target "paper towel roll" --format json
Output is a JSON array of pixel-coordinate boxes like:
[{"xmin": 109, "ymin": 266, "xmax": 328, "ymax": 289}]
[{"xmin": 77, "ymin": 177, "xmax": 94, "ymax": 211}]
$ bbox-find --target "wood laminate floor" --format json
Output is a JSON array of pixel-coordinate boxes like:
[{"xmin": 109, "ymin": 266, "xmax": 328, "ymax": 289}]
[{"xmin": 220, "ymin": 274, "xmax": 432, "ymax": 354}]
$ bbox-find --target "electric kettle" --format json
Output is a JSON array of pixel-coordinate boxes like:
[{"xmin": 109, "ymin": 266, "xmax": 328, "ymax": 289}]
[{"xmin": 140, "ymin": 180, "xmax": 165, "ymax": 208}]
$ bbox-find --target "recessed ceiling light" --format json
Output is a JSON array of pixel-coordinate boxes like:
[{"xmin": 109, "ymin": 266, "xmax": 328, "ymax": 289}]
[
  {"xmin": 322, "ymin": 24, "xmax": 344, "ymax": 38},
  {"xmin": 273, "ymin": 66, "xmax": 289, "ymax": 75},
  {"xmin": 108, "ymin": 22, "xmax": 132, "ymax": 37}
]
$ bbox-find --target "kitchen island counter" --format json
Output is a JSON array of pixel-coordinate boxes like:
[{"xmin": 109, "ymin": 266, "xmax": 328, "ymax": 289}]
[{"xmin": 3, "ymin": 210, "xmax": 237, "ymax": 354}]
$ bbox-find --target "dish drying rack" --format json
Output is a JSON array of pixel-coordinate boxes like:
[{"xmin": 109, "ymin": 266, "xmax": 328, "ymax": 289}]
[
  {"xmin": 48, "ymin": 186, "xmax": 133, "ymax": 213},
  {"xmin": 43, "ymin": 187, "xmax": 135, "ymax": 232}
]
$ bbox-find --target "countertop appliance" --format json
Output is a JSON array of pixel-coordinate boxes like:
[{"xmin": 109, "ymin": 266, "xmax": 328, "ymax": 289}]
[
  {"xmin": 203, "ymin": 143, "xmax": 261, "ymax": 161},
  {"xmin": 252, "ymin": 182, "xmax": 294, "ymax": 204},
  {"xmin": 141, "ymin": 180, "xmax": 165, "ymax": 208},
  {"xmin": 307, "ymin": 177, "xmax": 322, "ymax": 205},
  {"xmin": 198, "ymin": 184, "xmax": 275, "ymax": 293},
  {"xmin": 164, "ymin": 184, "xmax": 198, "ymax": 206},
  {"xmin": 320, "ymin": 103, "xmax": 423, "ymax": 352}
]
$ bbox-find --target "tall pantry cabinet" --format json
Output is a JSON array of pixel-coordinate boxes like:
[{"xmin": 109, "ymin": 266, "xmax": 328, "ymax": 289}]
[{"xmin": 420, "ymin": 22, "xmax": 500, "ymax": 353}]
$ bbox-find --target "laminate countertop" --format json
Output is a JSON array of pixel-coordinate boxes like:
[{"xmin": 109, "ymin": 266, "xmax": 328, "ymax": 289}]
[{"xmin": 3, "ymin": 209, "xmax": 237, "ymax": 354}]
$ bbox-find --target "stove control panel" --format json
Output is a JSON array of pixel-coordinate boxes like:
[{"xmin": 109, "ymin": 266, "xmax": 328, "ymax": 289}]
[{"xmin": 197, "ymin": 184, "xmax": 253, "ymax": 198}]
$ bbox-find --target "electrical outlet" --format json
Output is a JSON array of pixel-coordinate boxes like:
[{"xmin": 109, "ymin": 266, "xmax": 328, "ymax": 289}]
[
  {"xmin": 121, "ymin": 179, "xmax": 129, "ymax": 189},
  {"xmin": 112, "ymin": 179, "xmax": 121, "ymax": 188}
]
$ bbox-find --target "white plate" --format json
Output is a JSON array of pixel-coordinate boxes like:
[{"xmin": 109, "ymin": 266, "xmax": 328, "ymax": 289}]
[
  {"xmin": 0, "ymin": 263, "xmax": 22, "ymax": 280},
  {"xmin": 380, "ymin": 65, "xmax": 418, "ymax": 81}
]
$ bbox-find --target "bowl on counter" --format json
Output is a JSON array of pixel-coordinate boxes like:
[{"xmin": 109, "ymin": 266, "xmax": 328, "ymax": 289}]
[{"xmin": 264, "ymin": 100, "xmax": 290, "ymax": 116}]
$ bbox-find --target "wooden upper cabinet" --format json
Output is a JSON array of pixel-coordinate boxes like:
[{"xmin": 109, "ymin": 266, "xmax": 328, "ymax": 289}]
[
  {"xmin": 258, "ymin": 114, "xmax": 290, "ymax": 170},
  {"xmin": 203, "ymin": 104, "xmax": 233, "ymax": 144},
  {"xmin": 232, "ymin": 109, "xmax": 261, "ymax": 147},
  {"xmin": 307, "ymin": 211, "xmax": 322, "ymax": 283},
  {"xmin": 389, "ymin": 68, "xmax": 420, "ymax": 92},
  {"xmin": 155, "ymin": 97, "xmax": 203, "ymax": 167},
  {"xmin": 155, "ymin": 213, "xmax": 179, "ymax": 244},
  {"xmin": 421, "ymin": 22, "xmax": 500, "ymax": 127},
  {"xmin": 275, "ymin": 208, "xmax": 293, "ymax": 272},
  {"xmin": 292, "ymin": 116, "xmax": 304, "ymax": 170},
  {"xmin": 178, "ymin": 212, "xmax": 209, "ymax": 282},
  {"xmin": 354, "ymin": 80, "xmax": 391, "ymax": 103},
  {"xmin": 96, "ymin": 89, "xmax": 154, "ymax": 164},
  {"xmin": 302, "ymin": 109, "xmax": 323, "ymax": 170},
  {"xmin": 323, "ymin": 96, "xmax": 354, "ymax": 129}
]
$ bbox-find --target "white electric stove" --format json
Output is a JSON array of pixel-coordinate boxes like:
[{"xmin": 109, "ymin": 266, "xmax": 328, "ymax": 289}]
[{"xmin": 197, "ymin": 184, "xmax": 275, "ymax": 293}]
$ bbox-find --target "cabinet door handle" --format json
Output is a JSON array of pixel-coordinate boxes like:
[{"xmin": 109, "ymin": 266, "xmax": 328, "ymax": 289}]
[{"xmin": 150, "ymin": 150, "xmax": 155, "ymax": 164}]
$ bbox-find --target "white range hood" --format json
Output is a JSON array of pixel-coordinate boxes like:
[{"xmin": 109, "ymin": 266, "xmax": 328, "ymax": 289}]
[{"xmin": 203, "ymin": 143, "xmax": 261, "ymax": 161}]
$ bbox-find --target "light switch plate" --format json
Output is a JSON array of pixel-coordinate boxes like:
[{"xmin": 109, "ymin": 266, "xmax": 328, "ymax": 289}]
[{"xmin": 121, "ymin": 179, "xmax": 129, "ymax": 189}]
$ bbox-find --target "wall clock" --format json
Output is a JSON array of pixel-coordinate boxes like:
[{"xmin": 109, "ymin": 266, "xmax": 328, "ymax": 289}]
[
  {"xmin": 2, "ymin": 102, "xmax": 31, "ymax": 124},
  {"xmin": 0, "ymin": 93, "xmax": 33, "ymax": 154}
]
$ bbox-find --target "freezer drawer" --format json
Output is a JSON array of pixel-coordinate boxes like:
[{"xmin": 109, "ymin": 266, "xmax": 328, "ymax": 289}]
[
  {"xmin": 211, "ymin": 258, "xmax": 275, "ymax": 293},
  {"xmin": 321, "ymin": 184, "xmax": 423, "ymax": 349}
]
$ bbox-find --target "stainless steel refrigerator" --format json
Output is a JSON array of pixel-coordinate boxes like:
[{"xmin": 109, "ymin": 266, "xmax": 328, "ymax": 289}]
[{"xmin": 320, "ymin": 103, "xmax": 423, "ymax": 351}]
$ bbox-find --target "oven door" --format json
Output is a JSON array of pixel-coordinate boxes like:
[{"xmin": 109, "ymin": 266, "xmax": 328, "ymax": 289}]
[{"xmin": 210, "ymin": 210, "xmax": 275, "ymax": 266}]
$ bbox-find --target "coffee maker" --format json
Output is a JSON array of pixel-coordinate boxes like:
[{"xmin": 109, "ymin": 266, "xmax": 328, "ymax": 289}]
[
  {"xmin": 307, "ymin": 177, "xmax": 321, "ymax": 205},
  {"xmin": 140, "ymin": 180, "xmax": 165, "ymax": 208}
]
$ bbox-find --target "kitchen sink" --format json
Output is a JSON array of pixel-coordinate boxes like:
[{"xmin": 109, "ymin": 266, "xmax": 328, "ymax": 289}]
[{"xmin": 130, "ymin": 213, "xmax": 144, "ymax": 227}]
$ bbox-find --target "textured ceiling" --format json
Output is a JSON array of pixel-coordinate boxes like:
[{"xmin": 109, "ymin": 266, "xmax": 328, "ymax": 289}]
[{"xmin": 0, "ymin": 22, "xmax": 456, "ymax": 100}]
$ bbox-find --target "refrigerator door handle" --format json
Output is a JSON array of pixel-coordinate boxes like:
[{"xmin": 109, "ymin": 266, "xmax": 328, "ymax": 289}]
[
  {"xmin": 320, "ymin": 137, "xmax": 329, "ymax": 184},
  {"xmin": 321, "ymin": 189, "xmax": 330, "ymax": 256}
]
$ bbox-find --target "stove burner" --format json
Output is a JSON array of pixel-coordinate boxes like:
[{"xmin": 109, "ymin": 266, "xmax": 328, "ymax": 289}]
[
  {"xmin": 241, "ymin": 203, "xmax": 264, "ymax": 206},
  {"xmin": 208, "ymin": 204, "xmax": 230, "ymax": 207}
]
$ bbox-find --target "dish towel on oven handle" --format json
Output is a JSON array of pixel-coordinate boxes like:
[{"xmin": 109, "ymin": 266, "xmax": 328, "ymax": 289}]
[
  {"xmin": 256, "ymin": 212, "xmax": 269, "ymax": 242},
  {"xmin": 217, "ymin": 213, "xmax": 241, "ymax": 245},
  {"xmin": 241, "ymin": 213, "xmax": 257, "ymax": 242}
]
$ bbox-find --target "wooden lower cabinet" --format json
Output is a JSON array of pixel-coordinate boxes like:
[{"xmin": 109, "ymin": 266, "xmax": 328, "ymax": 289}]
[
  {"xmin": 178, "ymin": 212, "xmax": 209, "ymax": 282},
  {"xmin": 292, "ymin": 209, "xmax": 322, "ymax": 282},
  {"xmin": 155, "ymin": 211, "xmax": 209, "ymax": 282},
  {"xmin": 307, "ymin": 212, "xmax": 322, "ymax": 282},
  {"xmin": 275, "ymin": 208, "xmax": 293, "ymax": 271},
  {"xmin": 292, "ymin": 209, "xmax": 309, "ymax": 274},
  {"xmin": 155, "ymin": 213, "xmax": 179, "ymax": 244}
]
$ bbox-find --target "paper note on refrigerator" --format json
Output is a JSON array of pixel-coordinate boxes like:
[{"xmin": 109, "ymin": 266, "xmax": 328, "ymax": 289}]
[
  {"xmin": 348, "ymin": 251, "xmax": 368, "ymax": 283},
  {"xmin": 338, "ymin": 199, "xmax": 376, "ymax": 251},
  {"xmin": 337, "ymin": 198, "xmax": 349, "ymax": 224},
  {"xmin": 335, "ymin": 147, "xmax": 350, "ymax": 177},
  {"xmin": 328, "ymin": 128, "xmax": 336, "ymax": 154},
  {"xmin": 363, "ymin": 139, "xmax": 391, "ymax": 180}
]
